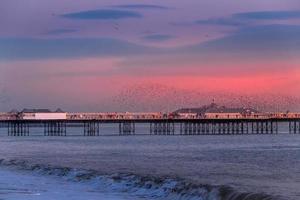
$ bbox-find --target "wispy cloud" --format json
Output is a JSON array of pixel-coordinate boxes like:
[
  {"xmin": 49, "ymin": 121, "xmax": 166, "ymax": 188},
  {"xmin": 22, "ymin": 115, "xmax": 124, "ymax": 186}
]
[
  {"xmin": 78, "ymin": 24, "xmax": 299, "ymax": 90},
  {"xmin": 142, "ymin": 34, "xmax": 174, "ymax": 42},
  {"xmin": 196, "ymin": 10, "xmax": 300, "ymax": 27},
  {"xmin": 45, "ymin": 29, "xmax": 77, "ymax": 35},
  {"xmin": 183, "ymin": 24, "xmax": 300, "ymax": 58},
  {"xmin": 120, "ymin": 24, "xmax": 300, "ymax": 71},
  {"xmin": 0, "ymin": 38, "xmax": 156, "ymax": 61},
  {"xmin": 196, "ymin": 18, "xmax": 246, "ymax": 26},
  {"xmin": 61, "ymin": 9, "xmax": 142, "ymax": 20},
  {"xmin": 234, "ymin": 10, "xmax": 300, "ymax": 20},
  {"xmin": 2, "ymin": 24, "xmax": 299, "ymax": 62},
  {"xmin": 112, "ymin": 4, "xmax": 169, "ymax": 10}
]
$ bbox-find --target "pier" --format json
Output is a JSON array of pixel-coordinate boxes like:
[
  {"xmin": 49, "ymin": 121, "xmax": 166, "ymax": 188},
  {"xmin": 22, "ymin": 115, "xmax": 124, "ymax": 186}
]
[
  {"xmin": 0, "ymin": 109, "xmax": 300, "ymax": 136},
  {"xmin": 0, "ymin": 118, "xmax": 300, "ymax": 136}
]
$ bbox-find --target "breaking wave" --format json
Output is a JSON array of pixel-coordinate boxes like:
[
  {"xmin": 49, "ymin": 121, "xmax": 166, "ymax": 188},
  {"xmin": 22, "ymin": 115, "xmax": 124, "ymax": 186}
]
[{"xmin": 0, "ymin": 159, "xmax": 282, "ymax": 200}]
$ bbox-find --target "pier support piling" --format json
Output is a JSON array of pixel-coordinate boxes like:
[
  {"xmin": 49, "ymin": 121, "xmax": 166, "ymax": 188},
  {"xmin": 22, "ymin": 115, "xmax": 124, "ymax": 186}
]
[
  {"xmin": 83, "ymin": 121, "xmax": 100, "ymax": 136},
  {"xmin": 44, "ymin": 121, "xmax": 67, "ymax": 136},
  {"xmin": 8, "ymin": 121, "xmax": 30, "ymax": 136},
  {"xmin": 289, "ymin": 120, "xmax": 300, "ymax": 134},
  {"xmin": 119, "ymin": 121, "xmax": 135, "ymax": 135},
  {"xmin": 150, "ymin": 122, "xmax": 174, "ymax": 135}
]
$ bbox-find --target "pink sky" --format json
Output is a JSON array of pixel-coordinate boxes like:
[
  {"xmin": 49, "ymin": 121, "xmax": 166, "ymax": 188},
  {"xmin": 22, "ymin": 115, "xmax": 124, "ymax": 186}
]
[{"xmin": 0, "ymin": 0, "xmax": 300, "ymax": 111}]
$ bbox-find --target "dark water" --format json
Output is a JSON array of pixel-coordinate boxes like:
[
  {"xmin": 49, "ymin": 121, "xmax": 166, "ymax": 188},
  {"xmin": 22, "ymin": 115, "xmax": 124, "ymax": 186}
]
[{"xmin": 0, "ymin": 125, "xmax": 299, "ymax": 200}]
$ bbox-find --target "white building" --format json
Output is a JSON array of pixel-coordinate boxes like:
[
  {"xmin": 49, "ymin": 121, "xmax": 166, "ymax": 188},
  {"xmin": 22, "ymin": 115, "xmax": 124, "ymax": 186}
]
[{"xmin": 20, "ymin": 109, "xmax": 66, "ymax": 120}]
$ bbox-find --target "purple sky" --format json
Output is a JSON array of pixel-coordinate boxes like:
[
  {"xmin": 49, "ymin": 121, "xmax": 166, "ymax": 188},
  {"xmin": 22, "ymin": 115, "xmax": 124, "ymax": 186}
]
[{"xmin": 1, "ymin": 0, "xmax": 300, "ymax": 112}]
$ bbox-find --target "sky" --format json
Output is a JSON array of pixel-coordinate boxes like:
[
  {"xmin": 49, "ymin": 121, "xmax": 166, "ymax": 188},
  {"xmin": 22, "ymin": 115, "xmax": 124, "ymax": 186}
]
[{"xmin": 0, "ymin": 0, "xmax": 300, "ymax": 112}]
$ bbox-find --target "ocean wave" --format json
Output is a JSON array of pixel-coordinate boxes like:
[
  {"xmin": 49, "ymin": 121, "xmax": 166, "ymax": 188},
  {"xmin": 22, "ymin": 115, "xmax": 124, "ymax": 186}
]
[{"xmin": 0, "ymin": 159, "xmax": 282, "ymax": 200}]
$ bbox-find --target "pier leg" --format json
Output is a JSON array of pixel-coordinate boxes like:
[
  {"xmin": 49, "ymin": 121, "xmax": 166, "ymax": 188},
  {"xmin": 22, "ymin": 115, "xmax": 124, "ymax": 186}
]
[
  {"xmin": 241, "ymin": 122, "xmax": 244, "ymax": 135},
  {"xmin": 206, "ymin": 123, "xmax": 210, "ymax": 135},
  {"xmin": 222, "ymin": 123, "xmax": 226, "ymax": 135},
  {"xmin": 200, "ymin": 123, "xmax": 204, "ymax": 134},
  {"xmin": 183, "ymin": 122, "xmax": 187, "ymax": 135},
  {"xmin": 8, "ymin": 122, "xmax": 30, "ymax": 137},
  {"xmin": 211, "ymin": 123, "xmax": 214, "ymax": 135},
  {"xmin": 233, "ymin": 122, "xmax": 237, "ymax": 135},
  {"xmin": 150, "ymin": 123, "xmax": 153, "ymax": 135},
  {"xmin": 227, "ymin": 122, "xmax": 231, "ymax": 135},
  {"xmin": 188, "ymin": 123, "xmax": 192, "ymax": 135},
  {"xmin": 212, "ymin": 123, "xmax": 215, "ymax": 135},
  {"xmin": 179, "ymin": 123, "xmax": 181, "ymax": 135},
  {"xmin": 119, "ymin": 122, "xmax": 135, "ymax": 135},
  {"xmin": 256, "ymin": 122, "xmax": 259, "ymax": 134},
  {"xmin": 172, "ymin": 123, "xmax": 175, "ymax": 135},
  {"xmin": 132, "ymin": 122, "xmax": 135, "ymax": 135},
  {"xmin": 44, "ymin": 121, "xmax": 66, "ymax": 136},
  {"xmin": 259, "ymin": 122, "xmax": 263, "ymax": 134},
  {"xmin": 154, "ymin": 123, "xmax": 158, "ymax": 135},
  {"xmin": 119, "ymin": 122, "xmax": 122, "ymax": 135},
  {"xmin": 270, "ymin": 121, "xmax": 273, "ymax": 134},
  {"xmin": 158, "ymin": 123, "xmax": 162, "ymax": 135},
  {"xmin": 163, "ymin": 122, "xmax": 167, "ymax": 135}
]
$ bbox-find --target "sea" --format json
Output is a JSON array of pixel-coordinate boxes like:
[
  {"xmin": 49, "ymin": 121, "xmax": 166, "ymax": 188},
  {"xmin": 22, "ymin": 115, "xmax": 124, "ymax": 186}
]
[{"xmin": 0, "ymin": 123, "xmax": 299, "ymax": 200}]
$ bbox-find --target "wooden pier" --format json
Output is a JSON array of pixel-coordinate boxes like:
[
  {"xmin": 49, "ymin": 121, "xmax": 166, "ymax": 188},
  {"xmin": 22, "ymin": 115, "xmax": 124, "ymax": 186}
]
[{"xmin": 0, "ymin": 118, "xmax": 300, "ymax": 136}]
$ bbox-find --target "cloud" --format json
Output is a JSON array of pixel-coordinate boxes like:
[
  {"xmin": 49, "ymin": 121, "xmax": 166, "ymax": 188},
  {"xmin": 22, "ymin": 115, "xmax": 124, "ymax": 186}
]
[
  {"xmin": 112, "ymin": 4, "xmax": 169, "ymax": 10},
  {"xmin": 120, "ymin": 24, "xmax": 300, "ymax": 72},
  {"xmin": 142, "ymin": 34, "xmax": 174, "ymax": 42},
  {"xmin": 179, "ymin": 24, "xmax": 300, "ymax": 60},
  {"xmin": 0, "ymin": 38, "xmax": 156, "ymax": 61},
  {"xmin": 1, "ymin": 25, "xmax": 299, "ymax": 62},
  {"xmin": 45, "ymin": 29, "xmax": 77, "ymax": 35},
  {"xmin": 61, "ymin": 9, "xmax": 142, "ymax": 20},
  {"xmin": 196, "ymin": 10, "xmax": 300, "ymax": 27},
  {"xmin": 234, "ymin": 10, "xmax": 300, "ymax": 20},
  {"xmin": 169, "ymin": 22, "xmax": 195, "ymax": 26},
  {"xmin": 196, "ymin": 18, "xmax": 246, "ymax": 26}
]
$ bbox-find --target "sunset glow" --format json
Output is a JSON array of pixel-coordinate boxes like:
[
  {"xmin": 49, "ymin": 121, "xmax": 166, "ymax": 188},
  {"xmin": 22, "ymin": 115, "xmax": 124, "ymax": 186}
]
[{"xmin": 1, "ymin": 0, "xmax": 300, "ymax": 111}]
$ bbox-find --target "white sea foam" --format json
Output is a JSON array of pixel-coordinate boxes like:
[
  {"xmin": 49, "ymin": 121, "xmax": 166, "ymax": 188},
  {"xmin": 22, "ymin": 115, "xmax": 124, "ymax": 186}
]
[
  {"xmin": 0, "ymin": 167, "xmax": 140, "ymax": 200},
  {"xmin": 0, "ymin": 159, "xmax": 280, "ymax": 200}
]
